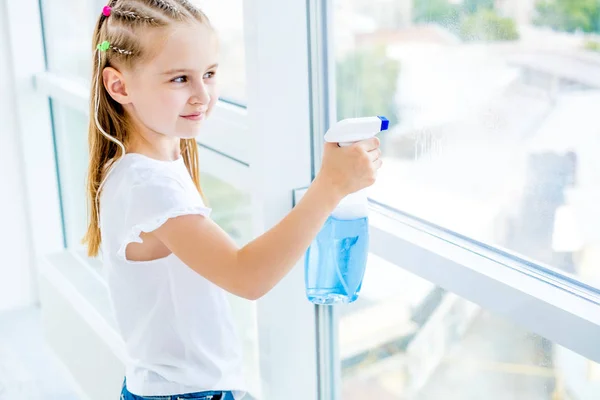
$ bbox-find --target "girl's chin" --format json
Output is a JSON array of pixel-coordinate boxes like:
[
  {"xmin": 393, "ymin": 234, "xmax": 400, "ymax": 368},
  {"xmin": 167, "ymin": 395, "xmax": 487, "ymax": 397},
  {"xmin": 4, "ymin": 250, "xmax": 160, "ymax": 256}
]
[{"xmin": 173, "ymin": 127, "xmax": 203, "ymax": 140}]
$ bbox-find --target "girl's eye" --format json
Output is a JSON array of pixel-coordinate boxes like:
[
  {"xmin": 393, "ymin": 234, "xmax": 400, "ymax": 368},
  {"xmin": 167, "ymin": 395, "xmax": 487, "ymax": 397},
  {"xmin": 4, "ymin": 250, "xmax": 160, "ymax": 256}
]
[
  {"xmin": 204, "ymin": 71, "xmax": 216, "ymax": 79},
  {"xmin": 172, "ymin": 75, "xmax": 188, "ymax": 83}
]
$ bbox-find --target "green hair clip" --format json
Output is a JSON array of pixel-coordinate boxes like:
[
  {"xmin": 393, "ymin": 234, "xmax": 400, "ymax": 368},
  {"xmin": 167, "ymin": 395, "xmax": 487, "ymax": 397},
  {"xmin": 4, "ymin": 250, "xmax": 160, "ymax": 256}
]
[{"xmin": 97, "ymin": 40, "xmax": 110, "ymax": 52}]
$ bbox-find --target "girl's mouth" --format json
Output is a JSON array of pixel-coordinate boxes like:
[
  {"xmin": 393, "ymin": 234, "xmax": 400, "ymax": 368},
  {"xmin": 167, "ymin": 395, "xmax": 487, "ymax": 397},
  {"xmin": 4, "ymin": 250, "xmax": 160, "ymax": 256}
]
[{"xmin": 181, "ymin": 112, "xmax": 205, "ymax": 121}]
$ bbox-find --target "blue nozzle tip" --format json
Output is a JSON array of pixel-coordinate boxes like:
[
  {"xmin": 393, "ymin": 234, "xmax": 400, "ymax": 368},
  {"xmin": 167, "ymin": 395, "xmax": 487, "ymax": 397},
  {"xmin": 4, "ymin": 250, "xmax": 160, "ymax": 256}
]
[{"xmin": 378, "ymin": 116, "xmax": 389, "ymax": 131}]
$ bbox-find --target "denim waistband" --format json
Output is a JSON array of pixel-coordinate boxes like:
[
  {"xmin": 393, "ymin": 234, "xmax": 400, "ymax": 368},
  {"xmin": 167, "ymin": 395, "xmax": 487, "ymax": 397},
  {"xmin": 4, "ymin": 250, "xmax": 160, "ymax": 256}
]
[{"xmin": 120, "ymin": 378, "xmax": 234, "ymax": 400}]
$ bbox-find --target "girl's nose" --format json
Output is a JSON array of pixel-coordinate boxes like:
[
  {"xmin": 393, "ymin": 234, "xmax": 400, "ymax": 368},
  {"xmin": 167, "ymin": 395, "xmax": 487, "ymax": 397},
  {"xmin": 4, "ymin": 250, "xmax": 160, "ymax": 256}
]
[{"xmin": 191, "ymin": 82, "xmax": 211, "ymax": 105}]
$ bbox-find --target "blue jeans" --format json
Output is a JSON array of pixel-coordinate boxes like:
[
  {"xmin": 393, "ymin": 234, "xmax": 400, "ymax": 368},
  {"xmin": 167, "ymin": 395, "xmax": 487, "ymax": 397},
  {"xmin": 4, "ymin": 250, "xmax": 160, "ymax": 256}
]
[{"xmin": 120, "ymin": 378, "xmax": 235, "ymax": 400}]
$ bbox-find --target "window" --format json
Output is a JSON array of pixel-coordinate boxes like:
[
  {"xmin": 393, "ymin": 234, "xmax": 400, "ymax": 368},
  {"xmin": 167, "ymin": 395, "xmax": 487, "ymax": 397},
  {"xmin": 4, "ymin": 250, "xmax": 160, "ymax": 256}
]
[
  {"xmin": 202, "ymin": 175, "xmax": 261, "ymax": 399},
  {"xmin": 192, "ymin": 0, "xmax": 246, "ymax": 105},
  {"xmin": 333, "ymin": 0, "xmax": 600, "ymax": 287},
  {"xmin": 41, "ymin": 0, "xmax": 97, "ymax": 82},
  {"xmin": 41, "ymin": 0, "xmax": 247, "ymax": 105},
  {"xmin": 49, "ymin": 102, "xmax": 89, "ymax": 249},
  {"xmin": 341, "ymin": 255, "xmax": 599, "ymax": 399}
]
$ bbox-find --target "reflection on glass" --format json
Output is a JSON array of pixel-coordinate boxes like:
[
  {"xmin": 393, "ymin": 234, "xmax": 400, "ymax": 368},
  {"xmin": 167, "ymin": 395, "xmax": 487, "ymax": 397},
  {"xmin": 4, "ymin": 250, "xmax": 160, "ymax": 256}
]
[
  {"xmin": 340, "ymin": 254, "xmax": 597, "ymax": 399},
  {"xmin": 41, "ymin": 0, "xmax": 247, "ymax": 104},
  {"xmin": 334, "ymin": 0, "xmax": 600, "ymax": 286}
]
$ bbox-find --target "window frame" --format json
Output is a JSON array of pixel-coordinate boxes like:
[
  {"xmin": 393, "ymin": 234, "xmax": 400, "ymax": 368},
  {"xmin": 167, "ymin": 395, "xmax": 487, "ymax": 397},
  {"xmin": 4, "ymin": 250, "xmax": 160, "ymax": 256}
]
[
  {"xmin": 369, "ymin": 204, "xmax": 600, "ymax": 362},
  {"xmin": 4, "ymin": 0, "xmax": 64, "ymax": 305},
  {"xmin": 308, "ymin": 0, "xmax": 600, "ymax": 398}
]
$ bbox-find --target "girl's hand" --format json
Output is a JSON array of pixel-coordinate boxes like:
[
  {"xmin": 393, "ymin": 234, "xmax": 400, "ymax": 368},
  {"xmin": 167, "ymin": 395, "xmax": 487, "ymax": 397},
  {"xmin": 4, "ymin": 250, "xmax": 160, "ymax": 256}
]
[{"xmin": 317, "ymin": 137, "xmax": 383, "ymax": 200}]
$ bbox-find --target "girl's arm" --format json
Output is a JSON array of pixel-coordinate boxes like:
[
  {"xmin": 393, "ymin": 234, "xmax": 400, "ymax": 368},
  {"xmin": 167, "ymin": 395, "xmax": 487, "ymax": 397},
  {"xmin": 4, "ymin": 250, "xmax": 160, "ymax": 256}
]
[
  {"xmin": 152, "ymin": 174, "xmax": 340, "ymax": 300},
  {"xmin": 152, "ymin": 139, "xmax": 381, "ymax": 300}
]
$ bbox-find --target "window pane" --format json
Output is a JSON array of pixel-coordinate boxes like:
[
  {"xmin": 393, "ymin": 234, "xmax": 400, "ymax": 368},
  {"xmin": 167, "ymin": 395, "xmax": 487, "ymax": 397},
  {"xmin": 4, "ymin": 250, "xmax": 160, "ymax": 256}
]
[
  {"xmin": 192, "ymin": 0, "xmax": 246, "ymax": 104},
  {"xmin": 41, "ymin": 0, "xmax": 97, "ymax": 82},
  {"xmin": 41, "ymin": 0, "xmax": 246, "ymax": 104},
  {"xmin": 333, "ymin": 1, "xmax": 600, "ymax": 285},
  {"xmin": 340, "ymin": 254, "xmax": 596, "ymax": 399},
  {"xmin": 50, "ymin": 101, "xmax": 89, "ymax": 250},
  {"xmin": 202, "ymin": 175, "xmax": 261, "ymax": 399}
]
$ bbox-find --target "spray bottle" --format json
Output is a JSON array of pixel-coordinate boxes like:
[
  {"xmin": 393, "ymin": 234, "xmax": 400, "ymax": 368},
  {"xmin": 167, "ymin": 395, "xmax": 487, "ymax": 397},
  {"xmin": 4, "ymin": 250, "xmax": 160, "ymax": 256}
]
[{"xmin": 305, "ymin": 116, "xmax": 389, "ymax": 304}]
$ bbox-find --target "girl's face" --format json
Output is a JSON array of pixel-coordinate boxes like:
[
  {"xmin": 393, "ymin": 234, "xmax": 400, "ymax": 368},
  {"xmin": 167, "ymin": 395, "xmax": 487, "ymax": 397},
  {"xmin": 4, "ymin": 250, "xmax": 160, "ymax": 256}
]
[{"xmin": 112, "ymin": 22, "xmax": 219, "ymax": 140}]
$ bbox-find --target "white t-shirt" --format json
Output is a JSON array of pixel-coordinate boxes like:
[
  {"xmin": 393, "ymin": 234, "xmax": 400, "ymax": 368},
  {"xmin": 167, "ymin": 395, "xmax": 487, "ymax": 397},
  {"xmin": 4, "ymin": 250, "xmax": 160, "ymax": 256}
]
[{"xmin": 99, "ymin": 153, "xmax": 246, "ymax": 399}]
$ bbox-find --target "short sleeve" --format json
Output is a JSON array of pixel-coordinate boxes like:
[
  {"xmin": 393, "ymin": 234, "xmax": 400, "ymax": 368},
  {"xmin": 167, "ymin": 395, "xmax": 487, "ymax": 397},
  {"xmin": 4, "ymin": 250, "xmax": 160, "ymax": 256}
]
[{"xmin": 116, "ymin": 177, "xmax": 212, "ymax": 261}]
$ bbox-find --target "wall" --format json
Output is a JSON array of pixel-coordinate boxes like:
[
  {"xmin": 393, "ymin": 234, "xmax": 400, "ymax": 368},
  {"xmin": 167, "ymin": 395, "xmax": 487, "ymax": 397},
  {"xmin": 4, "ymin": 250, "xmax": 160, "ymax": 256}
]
[{"xmin": 0, "ymin": 0, "xmax": 36, "ymax": 311}]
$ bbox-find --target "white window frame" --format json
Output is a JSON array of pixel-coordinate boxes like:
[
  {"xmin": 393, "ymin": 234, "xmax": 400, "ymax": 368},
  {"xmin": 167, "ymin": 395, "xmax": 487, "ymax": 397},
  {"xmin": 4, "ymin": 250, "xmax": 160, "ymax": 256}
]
[
  {"xmin": 4, "ymin": 0, "xmax": 64, "ymax": 304},
  {"xmin": 243, "ymin": 1, "xmax": 318, "ymax": 398},
  {"xmin": 369, "ymin": 205, "xmax": 600, "ymax": 361}
]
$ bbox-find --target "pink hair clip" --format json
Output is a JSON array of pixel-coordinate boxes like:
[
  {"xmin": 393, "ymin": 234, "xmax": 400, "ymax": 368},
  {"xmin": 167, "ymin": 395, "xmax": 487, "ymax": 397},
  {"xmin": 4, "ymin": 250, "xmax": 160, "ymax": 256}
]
[{"xmin": 102, "ymin": 6, "xmax": 112, "ymax": 17}]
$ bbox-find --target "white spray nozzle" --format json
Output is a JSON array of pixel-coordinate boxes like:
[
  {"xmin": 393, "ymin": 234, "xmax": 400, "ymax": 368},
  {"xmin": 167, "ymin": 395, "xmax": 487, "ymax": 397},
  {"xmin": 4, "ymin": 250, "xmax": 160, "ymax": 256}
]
[{"xmin": 324, "ymin": 116, "xmax": 389, "ymax": 147}]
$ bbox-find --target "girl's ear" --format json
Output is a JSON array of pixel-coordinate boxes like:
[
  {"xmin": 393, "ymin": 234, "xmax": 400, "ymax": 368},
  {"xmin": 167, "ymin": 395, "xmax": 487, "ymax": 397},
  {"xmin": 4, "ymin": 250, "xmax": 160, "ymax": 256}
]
[{"xmin": 102, "ymin": 66, "xmax": 130, "ymax": 105}]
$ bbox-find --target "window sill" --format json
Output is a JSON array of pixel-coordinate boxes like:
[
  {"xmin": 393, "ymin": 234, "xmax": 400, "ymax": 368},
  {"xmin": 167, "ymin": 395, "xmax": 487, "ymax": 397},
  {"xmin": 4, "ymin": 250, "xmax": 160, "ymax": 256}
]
[{"xmin": 368, "ymin": 203, "xmax": 600, "ymax": 363}]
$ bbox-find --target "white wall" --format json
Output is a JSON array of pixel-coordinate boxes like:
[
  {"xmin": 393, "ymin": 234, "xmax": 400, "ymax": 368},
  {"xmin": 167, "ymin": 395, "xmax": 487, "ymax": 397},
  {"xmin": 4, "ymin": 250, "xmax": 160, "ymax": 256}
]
[{"xmin": 0, "ymin": 1, "xmax": 35, "ymax": 311}]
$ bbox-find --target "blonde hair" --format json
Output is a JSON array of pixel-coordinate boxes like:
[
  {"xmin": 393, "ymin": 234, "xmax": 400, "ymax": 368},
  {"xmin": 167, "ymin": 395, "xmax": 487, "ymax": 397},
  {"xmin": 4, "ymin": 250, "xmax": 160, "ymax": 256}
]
[{"xmin": 83, "ymin": 0, "xmax": 213, "ymax": 257}]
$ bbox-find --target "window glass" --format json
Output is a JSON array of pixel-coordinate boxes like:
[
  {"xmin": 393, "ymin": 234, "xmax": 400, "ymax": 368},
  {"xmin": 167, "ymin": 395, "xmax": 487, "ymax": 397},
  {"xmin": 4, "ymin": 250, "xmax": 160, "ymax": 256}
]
[
  {"xmin": 50, "ymin": 101, "xmax": 89, "ymax": 250},
  {"xmin": 41, "ymin": 0, "xmax": 96, "ymax": 81},
  {"xmin": 193, "ymin": 0, "xmax": 246, "ymax": 104},
  {"xmin": 203, "ymin": 175, "xmax": 260, "ymax": 399},
  {"xmin": 333, "ymin": 0, "xmax": 600, "ymax": 285},
  {"xmin": 341, "ymin": 254, "xmax": 597, "ymax": 399}
]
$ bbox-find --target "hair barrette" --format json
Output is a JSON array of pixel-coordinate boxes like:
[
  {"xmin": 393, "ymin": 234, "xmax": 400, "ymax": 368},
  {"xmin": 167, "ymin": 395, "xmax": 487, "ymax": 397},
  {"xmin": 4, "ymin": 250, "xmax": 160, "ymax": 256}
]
[
  {"xmin": 102, "ymin": 6, "xmax": 112, "ymax": 17},
  {"xmin": 97, "ymin": 40, "xmax": 111, "ymax": 52}
]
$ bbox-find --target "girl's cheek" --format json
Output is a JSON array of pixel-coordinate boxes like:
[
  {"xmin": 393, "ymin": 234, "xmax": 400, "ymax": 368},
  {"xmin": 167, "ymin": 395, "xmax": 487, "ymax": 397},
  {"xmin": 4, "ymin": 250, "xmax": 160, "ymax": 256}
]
[
  {"xmin": 161, "ymin": 93, "xmax": 184, "ymax": 112},
  {"xmin": 208, "ymin": 86, "xmax": 219, "ymax": 113}
]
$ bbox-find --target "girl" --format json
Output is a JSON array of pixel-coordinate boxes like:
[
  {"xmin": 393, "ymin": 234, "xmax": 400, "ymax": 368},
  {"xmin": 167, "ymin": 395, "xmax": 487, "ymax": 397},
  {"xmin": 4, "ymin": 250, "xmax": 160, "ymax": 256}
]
[{"xmin": 83, "ymin": 1, "xmax": 382, "ymax": 399}]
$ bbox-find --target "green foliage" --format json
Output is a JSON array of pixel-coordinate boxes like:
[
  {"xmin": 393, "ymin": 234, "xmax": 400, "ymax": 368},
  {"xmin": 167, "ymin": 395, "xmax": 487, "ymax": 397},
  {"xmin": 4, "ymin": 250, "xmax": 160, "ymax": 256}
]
[
  {"xmin": 412, "ymin": 0, "xmax": 519, "ymax": 42},
  {"xmin": 584, "ymin": 39, "xmax": 600, "ymax": 52},
  {"xmin": 413, "ymin": 0, "xmax": 461, "ymax": 29},
  {"xmin": 534, "ymin": 0, "xmax": 600, "ymax": 33},
  {"xmin": 460, "ymin": 9, "xmax": 520, "ymax": 41},
  {"xmin": 336, "ymin": 46, "xmax": 400, "ymax": 127},
  {"xmin": 463, "ymin": 0, "xmax": 495, "ymax": 14}
]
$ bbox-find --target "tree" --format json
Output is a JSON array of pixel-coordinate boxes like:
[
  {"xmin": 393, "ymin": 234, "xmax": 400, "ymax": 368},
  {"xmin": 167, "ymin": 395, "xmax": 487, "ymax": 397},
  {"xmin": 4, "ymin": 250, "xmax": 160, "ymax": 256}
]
[
  {"xmin": 463, "ymin": 0, "xmax": 495, "ymax": 14},
  {"xmin": 413, "ymin": 0, "xmax": 461, "ymax": 29},
  {"xmin": 534, "ymin": 0, "xmax": 600, "ymax": 33},
  {"xmin": 412, "ymin": 0, "xmax": 519, "ymax": 42},
  {"xmin": 460, "ymin": 9, "xmax": 520, "ymax": 41},
  {"xmin": 585, "ymin": 39, "xmax": 600, "ymax": 52},
  {"xmin": 336, "ymin": 46, "xmax": 400, "ymax": 128}
]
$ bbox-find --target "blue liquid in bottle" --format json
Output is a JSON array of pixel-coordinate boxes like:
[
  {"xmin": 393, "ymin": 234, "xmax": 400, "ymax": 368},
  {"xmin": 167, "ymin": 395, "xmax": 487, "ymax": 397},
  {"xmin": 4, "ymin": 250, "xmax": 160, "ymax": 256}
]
[{"xmin": 305, "ymin": 215, "xmax": 369, "ymax": 304}]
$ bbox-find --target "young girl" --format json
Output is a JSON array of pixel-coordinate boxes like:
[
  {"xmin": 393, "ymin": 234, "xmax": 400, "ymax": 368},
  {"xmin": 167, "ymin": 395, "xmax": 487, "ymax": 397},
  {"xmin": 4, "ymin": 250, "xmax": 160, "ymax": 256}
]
[{"xmin": 83, "ymin": 1, "xmax": 382, "ymax": 399}]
